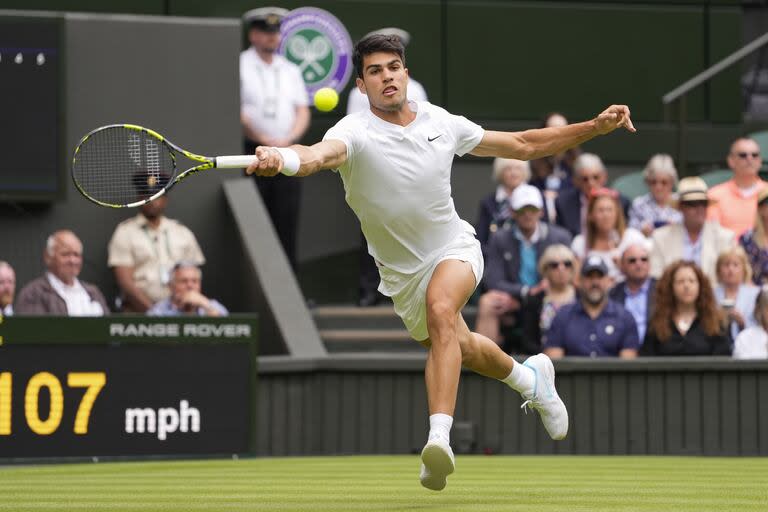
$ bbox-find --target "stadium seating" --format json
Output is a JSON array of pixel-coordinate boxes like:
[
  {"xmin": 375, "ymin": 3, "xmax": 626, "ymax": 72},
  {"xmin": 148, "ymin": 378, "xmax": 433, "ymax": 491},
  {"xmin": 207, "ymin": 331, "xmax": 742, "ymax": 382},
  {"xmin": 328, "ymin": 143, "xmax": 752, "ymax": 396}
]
[
  {"xmin": 611, "ymin": 171, "xmax": 647, "ymax": 200},
  {"xmin": 699, "ymin": 169, "xmax": 732, "ymax": 188}
]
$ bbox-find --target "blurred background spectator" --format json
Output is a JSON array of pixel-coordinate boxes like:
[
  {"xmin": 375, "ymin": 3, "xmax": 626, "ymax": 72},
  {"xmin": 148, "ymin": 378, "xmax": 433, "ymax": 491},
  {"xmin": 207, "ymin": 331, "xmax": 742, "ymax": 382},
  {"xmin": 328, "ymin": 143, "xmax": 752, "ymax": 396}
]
[
  {"xmin": 733, "ymin": 286, "xmax": 768, "ymax": 359},
  {"xmin": 543, "ymin": 255, "xmax": 639, "ymax": 359},
  {"xmin": 519, "ymin": 244, "xmax": 577, "ymax": 355},
  {"xmin": 571, "ymin": 188, "xmax": 646, "ymax": 280},
  {"xmin": 641, "ymin": 261, "xmax": 731, "ymax": 356},
  {"xmin": 0, "ymin": 261, "xmax": 16, "ymax": 316},
  {"xmin": 108, "ymin": 194, "xmax": 205, "ymax": 313},
  {"xmin": 555, "ymin": 153, "xmax": 630, "ymax": 237},
  {"xmin": 739, "ymin": 187, "xmax": 768, "ymax": 284},
  {"xmin": 147, "ymin": 262, "xmax": 228, "ymax": 317},
  {"xmin": 15, "ymin": 230, "xmax": 108, "ymax": 316},
  {"xmin": 707, "ymin": 137, "xmax": 767, "ymax": 237},
  {"xmin": 628, "ymin": 153, "xmax": 682, "ymax": 237},
  {"xmin": 650, "ymin": 177, "xmax": 734, "ymax": 284},
  {"xmin": 609, "ymin": 243, "xmax": 656, "ymax": 343},
  {"xmin": 476, "ymin": 185, "xmax": 571, "ymax": 350},
  {"xmin": 714, "ymin": 246, "xmax": 758, "ymax": 341},
  {"xmin": 476, "ymin": 158, "xmax": 531, "ymax": 259},
  {"xmin": 529, "ymin": 112, "xmax": 579, "ymax": 222}
]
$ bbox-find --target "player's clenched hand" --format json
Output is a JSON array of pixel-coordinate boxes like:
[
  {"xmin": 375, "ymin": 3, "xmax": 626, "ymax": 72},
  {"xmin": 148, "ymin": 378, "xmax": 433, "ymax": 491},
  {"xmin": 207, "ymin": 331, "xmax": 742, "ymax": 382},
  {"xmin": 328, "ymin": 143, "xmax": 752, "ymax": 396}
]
[
  {"xmin": 595, "ymin": 105, "xmax": 636, "ymax": 135},
  {"xmin": 245, "ymin": 146, "xmax": 284, "ymax": 176}
]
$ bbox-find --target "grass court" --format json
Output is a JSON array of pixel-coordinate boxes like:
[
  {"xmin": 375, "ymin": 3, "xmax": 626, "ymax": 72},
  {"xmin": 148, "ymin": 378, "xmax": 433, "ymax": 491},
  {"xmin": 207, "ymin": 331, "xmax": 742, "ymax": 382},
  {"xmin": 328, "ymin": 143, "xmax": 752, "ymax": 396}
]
[{"xmin": 1, "ymin": 455, "xmax": 766, "ymax": 511}]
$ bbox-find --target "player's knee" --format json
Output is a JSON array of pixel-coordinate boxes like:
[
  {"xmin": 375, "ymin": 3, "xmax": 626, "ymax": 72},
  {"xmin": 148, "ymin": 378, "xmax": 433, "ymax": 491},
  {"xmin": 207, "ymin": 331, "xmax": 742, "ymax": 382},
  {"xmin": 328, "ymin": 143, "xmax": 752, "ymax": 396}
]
[{"xmin": 426, "ymin": 297, "xmax": 455, "ymax": 324}]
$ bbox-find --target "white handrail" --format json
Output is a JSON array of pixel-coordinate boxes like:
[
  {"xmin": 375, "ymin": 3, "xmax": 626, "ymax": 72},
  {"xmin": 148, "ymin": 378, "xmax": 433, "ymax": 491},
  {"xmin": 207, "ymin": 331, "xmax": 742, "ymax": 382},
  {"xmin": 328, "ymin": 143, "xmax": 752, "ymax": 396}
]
[{"xmin": 663, "ymin": 30, "xmax": 768, "ymax": 105}]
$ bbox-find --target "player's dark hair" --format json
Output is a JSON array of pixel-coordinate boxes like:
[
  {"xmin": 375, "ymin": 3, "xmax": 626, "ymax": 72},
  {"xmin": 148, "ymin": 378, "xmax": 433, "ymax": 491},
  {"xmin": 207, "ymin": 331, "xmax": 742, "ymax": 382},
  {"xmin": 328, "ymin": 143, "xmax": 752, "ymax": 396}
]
[{"xmin": 353, "ymin": 34, "xmax": 406, "ymax": 78}]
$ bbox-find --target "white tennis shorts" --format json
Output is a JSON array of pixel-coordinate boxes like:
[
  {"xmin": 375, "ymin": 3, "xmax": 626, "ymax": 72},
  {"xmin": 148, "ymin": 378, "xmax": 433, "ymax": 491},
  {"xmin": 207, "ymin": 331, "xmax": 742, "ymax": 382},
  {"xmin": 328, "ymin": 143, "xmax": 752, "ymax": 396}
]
[{"xmin": 377, "ymin": 229, "xmax": 483, "ymax": 342}]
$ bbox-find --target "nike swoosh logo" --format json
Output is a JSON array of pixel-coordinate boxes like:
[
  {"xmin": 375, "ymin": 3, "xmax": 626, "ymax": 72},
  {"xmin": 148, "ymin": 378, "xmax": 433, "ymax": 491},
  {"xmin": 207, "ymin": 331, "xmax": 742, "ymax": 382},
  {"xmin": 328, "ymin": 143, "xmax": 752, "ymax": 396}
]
[{"xmin": 428, "ymin": 134, "xmax": 442, "ymax": 142}]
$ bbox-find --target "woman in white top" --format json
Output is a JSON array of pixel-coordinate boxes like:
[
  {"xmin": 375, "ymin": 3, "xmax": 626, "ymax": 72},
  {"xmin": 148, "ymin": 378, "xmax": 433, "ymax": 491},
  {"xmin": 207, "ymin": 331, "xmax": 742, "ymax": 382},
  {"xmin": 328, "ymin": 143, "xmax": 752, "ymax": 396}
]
[
  {"xmin": 571, "ymin": 187, "xmax": 647, "ymax": 280},
  {"xmin": 733, "ymin": 286, "xmax": 768, "ymax": 359},
  {"xmin": 714, "ymin": 246, "xmax": 759, "ymax": 341},
  {"xmin": 628, "ymin": 153, "xmax": 683, "ymax": 236}
]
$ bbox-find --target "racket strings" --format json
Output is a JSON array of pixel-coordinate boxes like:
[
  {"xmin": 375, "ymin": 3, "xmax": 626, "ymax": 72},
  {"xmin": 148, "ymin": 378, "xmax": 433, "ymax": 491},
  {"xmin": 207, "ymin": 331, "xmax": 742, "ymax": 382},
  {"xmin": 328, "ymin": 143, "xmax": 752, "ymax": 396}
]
[{"xmin": 72, "ymin": 127, "xmax": 176, "ymax": 207}]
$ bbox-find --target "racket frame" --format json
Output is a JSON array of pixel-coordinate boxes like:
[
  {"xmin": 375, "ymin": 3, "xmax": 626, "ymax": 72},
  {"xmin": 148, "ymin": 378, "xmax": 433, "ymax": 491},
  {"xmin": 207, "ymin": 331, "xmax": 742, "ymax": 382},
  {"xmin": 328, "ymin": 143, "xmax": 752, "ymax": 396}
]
[{"xmin": 72, "ymin": 124, "xmax": 216, "ymax": 208}]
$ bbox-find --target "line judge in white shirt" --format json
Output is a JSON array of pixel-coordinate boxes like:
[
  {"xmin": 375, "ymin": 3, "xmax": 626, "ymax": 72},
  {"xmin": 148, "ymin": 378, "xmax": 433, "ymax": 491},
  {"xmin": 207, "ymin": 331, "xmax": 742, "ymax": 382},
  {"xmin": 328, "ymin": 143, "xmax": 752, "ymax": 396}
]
[
  {"xmin": 15, "ymin": 230, "xmax": 109, "ymax": 316},
  {"xmin": 240, "ymin": 6, "xmax": 311, "ymax": 269},
  {"xmin": 245, "ymin": 34, "xmax": 636, "ymax": 491}
]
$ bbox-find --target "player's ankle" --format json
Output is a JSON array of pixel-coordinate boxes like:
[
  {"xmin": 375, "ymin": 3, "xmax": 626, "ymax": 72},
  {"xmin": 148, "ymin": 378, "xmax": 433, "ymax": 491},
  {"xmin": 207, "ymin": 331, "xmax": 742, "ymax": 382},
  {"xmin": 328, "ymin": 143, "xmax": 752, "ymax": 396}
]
[{"xmin": 501, "ymin": 358, "xmax": 535, "ymax": 395}]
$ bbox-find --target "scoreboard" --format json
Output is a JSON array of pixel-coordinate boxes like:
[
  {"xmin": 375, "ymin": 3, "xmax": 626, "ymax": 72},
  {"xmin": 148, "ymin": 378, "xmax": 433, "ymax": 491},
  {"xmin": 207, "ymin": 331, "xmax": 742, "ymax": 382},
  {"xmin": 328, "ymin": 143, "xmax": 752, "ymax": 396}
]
[
  {"xmin": 0, "ymin": 15, "xmax": 63, "ymax": 201},
  {"xmin": 0, "ymin": 316, "xmax": 257, "ymax": 459}
]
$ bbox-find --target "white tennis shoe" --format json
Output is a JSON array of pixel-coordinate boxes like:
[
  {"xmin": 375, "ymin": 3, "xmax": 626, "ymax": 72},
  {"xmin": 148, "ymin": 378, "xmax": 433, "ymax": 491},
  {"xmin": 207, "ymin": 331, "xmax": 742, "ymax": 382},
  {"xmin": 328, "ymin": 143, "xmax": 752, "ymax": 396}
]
[
  {"xmin": 521, "ymin": 353, "xmax": 569, "ymax": 440},
  {"xmin": 419, "ymin": 435, "xmax": 455, "ymax": 491}
]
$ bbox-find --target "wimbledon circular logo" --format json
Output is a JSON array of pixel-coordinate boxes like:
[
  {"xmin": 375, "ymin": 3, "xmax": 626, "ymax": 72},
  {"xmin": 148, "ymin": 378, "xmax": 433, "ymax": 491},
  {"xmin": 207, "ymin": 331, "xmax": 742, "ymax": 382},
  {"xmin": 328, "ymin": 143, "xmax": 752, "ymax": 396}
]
[{"xmin": 279, "ymin": 7, "xmax": 353, "ymax": 95}]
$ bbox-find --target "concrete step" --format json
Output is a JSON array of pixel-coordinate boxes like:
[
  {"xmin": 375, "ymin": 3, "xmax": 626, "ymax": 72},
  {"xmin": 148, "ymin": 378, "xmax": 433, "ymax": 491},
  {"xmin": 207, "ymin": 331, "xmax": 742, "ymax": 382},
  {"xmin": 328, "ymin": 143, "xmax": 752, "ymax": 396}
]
[
  {"xmin": 313, "ymin": 305, "xmax": 478, "ymax": 353},
  {"xmin": 312, "ymin": 305, "xmax": 478, "ymax": 330}
]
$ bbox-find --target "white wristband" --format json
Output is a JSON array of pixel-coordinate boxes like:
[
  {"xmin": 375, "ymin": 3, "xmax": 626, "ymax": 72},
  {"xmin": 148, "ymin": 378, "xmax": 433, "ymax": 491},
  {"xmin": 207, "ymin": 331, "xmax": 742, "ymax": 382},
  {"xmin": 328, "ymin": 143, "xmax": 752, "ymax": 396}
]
[{"xmin": 274, "ymin": 147, "xmax": 300, "ymax": 176}]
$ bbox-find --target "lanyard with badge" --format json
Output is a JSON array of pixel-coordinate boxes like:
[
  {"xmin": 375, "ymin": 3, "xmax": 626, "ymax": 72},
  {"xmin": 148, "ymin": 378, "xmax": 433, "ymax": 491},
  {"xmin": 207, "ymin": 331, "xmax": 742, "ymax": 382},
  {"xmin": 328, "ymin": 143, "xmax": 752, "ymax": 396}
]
[
  {"xmin": 255, "ymin": 63, "xmax": 280, "ymax": 119},
  {"xmin": 142, "ymin": 225, "xmax": 173, "ymax": 285}
]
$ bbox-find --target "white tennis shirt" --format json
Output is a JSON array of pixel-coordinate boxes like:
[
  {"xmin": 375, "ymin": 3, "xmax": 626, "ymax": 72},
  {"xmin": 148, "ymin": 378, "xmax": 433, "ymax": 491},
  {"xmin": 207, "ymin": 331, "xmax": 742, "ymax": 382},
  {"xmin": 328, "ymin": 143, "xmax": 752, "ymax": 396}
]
[
  {"xmin": 324, "ymin": 101, "xmax": 484, "ymax": 273},
  {"xmin": 240, "ymin": 49, "xmax": 309, "ymax": 140}
]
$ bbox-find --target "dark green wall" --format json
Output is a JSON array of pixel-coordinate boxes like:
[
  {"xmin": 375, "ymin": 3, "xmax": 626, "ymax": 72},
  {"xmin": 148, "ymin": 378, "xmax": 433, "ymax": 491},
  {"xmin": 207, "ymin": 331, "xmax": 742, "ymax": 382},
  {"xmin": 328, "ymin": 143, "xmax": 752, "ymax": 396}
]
[{"xmin": 2, "ymin": 0, "xmax": 743, "ymax": 126}]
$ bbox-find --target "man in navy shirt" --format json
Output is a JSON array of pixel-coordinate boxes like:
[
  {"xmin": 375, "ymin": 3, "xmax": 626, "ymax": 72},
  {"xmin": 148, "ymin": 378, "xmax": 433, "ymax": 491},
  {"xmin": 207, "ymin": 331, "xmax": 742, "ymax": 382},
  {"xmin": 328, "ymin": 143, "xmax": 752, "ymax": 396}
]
[{"xmin": 544, "ymin": 255, "xmax": 639, "ymax": 358}]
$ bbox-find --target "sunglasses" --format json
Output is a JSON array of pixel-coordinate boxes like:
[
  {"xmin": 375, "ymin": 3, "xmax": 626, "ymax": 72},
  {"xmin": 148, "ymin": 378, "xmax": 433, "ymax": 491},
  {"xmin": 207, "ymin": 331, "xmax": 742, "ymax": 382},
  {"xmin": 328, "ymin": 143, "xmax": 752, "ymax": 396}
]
[
  {"xmin": 545, "ymin": 260, "xmax": 574, "ymax": 270},
  {"xmin": 626, "ymin": 256, "xmax": 649, "ymax": 264},
  {"xmin": 647, "ymin": 179, "xmax": 671, "ymax": 186},
  {"xmin": 735, "ymin": 152, "xmax": 760, "ymax": 159},
  {"xmin": 681, "ymin": 200, "xmax": 709, "ymax": 208}
]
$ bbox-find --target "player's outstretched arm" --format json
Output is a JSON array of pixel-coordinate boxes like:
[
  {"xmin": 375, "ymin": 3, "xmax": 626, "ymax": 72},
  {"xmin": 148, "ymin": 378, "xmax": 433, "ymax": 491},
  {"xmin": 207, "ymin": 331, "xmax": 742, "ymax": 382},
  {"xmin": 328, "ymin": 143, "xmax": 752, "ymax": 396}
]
[
  {"xmin": 244, "ymin": 139, "xmax": 348, "ymax": 178},
  {"xmin": 471, "ymin": 104, "xmax": 636, "ymax": 160}
]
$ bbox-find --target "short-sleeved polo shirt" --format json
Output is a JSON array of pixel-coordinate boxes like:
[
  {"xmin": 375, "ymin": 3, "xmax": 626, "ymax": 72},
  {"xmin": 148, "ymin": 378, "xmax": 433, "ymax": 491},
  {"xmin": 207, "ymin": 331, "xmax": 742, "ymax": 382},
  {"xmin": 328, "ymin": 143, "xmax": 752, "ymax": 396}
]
[{"xmin": 543, "ymin": 299, "xmax": 639, "ymax": 357}]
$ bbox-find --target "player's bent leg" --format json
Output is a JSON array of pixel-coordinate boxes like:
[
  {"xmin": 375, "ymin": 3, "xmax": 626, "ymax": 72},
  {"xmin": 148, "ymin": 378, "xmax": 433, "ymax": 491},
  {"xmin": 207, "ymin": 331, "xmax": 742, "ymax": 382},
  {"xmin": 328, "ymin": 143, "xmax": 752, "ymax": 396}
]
[
  {"xmin": 455, "ymin": 316, "xmax": 569, "ymax": 441},
  {"xmin": 423, "ymin": 259, "xmax": 476, "ymax": 416},
  {"xmin": 418, "ymin": 259, "xmax": 474, "ymax": 491}
]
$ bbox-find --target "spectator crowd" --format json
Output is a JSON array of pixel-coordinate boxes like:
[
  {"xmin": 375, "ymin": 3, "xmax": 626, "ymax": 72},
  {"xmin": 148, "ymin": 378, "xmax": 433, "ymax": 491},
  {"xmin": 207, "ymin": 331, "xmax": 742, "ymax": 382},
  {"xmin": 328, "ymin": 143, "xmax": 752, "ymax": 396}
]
[{"xmin": 474, "ymin": 132, "xmax": 768, "ymax": 360}]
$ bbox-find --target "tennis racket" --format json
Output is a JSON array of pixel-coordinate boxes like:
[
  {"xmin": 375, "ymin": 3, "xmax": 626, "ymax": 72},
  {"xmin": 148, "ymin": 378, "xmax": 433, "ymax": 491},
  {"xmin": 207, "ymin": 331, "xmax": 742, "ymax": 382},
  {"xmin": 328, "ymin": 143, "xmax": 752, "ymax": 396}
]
[{"xmin": 71, "ymin": 124, "xmax": 258, "ymax": 208}]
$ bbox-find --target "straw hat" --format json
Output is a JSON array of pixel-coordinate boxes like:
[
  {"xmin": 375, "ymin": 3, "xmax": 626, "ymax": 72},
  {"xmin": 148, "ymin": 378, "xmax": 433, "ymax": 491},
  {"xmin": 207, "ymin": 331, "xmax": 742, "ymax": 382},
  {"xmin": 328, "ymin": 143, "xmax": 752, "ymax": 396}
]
[{"xmin": 673, "ymin": 176, "xmax": 716, "ymax": 208}]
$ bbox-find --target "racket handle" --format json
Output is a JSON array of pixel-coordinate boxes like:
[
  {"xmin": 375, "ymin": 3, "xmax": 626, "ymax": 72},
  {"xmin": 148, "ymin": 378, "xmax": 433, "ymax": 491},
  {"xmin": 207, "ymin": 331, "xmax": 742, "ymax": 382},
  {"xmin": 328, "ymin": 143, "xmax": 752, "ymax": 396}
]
[{"xmin": 214, "ymin": 155, "xmax": 257, "ymax": 168}]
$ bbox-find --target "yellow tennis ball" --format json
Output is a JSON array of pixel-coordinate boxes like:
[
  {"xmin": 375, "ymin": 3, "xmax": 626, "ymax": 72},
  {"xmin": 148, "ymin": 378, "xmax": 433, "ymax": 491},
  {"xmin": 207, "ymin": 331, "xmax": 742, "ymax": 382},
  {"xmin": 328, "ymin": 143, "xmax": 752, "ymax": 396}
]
[
  {"xmin": 147, "ymin": 175, "xmax": 157, "ymax": 187},
  {"xmin": 314, "ymin": 87, "xmax": 339, "ymax": 112}
]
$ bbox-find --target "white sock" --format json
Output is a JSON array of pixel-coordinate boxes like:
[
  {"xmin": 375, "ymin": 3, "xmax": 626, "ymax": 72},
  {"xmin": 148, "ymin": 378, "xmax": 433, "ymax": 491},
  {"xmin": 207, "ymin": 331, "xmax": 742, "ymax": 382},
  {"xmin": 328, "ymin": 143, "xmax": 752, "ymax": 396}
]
[
  {"xmin": 428, "ymin": 413, "xmax": 453, "ymax": 443},
  {"xmin": 501, "ymin": 359, "xmax": 535, "ymax": 395}
]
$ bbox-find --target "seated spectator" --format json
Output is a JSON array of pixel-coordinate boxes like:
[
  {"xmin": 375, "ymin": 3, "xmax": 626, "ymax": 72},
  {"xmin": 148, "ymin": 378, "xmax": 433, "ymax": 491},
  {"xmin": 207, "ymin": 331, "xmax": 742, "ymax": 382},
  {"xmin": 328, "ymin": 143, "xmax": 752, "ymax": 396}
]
[
  {"xmin": 147, "ymin": 262, "xmax": 228, "ymax": 317},
  {"xmin": 609, "ymin": 243, "xmax": 656, "ymax": 343},
  {"xmin": 628, "ymin": 153, "xmax": 682, "ymax": 236},
  {"xmin": 739, "ymin": 187, "xmax": 768, "ymax": 284},
  {"xmin": 543, "ymin": 254, "xmax": 639, "ymax": 359},
  {"xmin": 707, "ymin": 137, "xmax": 767, "ymax": 237},
  {"xmin": 519, "ymin": 244, "xmax": 577, "ymax": 355},
  {"xmin": 476, "ymin": 158, "xmax": 530, "ymax": 258},
  {"xmin": 714, "ymin": 247, "xmax": 759, "ymax": 341},
  {"xmin": 571, "ymin": 188, "xmax": 647, "ymax": 280},
  {"xmin": 108, "ymin": 184, "xmax": 205, "ymax": 312},
  {"xmin": 641, "ymin": 261, "xmax": 730, "ymax": 356},
  {"xmin": 15, "ymin": 230, "xmax": 108, "ymax": 316},
  {"xmin": 0, "ymin": 261, "xmax": 15, "ymax": 316},
  {"xmin": 650, "ymin": 177, "xmax": 734, "ymax": 284},
  {"xmin": 555, "ymin": 153, "xmax": 630, "ymax": 237},
  {"xmin": 529, "ymin": 112, "xmax": 579, "ymax": 221},
  {"xmin": 476, "ymin": 185, "xmax": 572, "ymax": 348},
  {"xmin": 733, "ymin": 286, "xmax": 768, "ymax": 359}
]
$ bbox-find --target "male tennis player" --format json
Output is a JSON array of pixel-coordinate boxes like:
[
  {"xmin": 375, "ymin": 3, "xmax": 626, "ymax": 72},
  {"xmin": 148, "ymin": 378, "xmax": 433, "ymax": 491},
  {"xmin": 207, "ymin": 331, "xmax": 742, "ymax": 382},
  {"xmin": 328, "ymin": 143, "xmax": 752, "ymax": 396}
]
[{"xmin": 246, "ymin": 34, "xmax": 635, "ymax": 491}]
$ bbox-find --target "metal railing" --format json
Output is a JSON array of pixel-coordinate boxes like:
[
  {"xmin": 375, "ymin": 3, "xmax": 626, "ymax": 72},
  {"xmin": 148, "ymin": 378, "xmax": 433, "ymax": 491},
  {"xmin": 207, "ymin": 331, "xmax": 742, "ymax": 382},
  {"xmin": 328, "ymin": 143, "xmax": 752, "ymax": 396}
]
[{"xmin": 663, "ymin": 30, "xmax": 768, "ymax": 172}]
